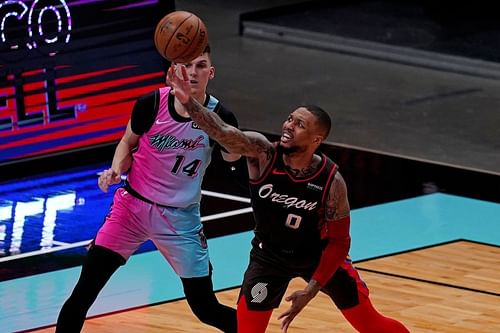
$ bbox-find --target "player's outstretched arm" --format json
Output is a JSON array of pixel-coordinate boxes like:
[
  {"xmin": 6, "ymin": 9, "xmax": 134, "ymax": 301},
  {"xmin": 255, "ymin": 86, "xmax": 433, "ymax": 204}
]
[{"xmin": 166, "ymin": 64, "xmax": 272, "ymax": 159}]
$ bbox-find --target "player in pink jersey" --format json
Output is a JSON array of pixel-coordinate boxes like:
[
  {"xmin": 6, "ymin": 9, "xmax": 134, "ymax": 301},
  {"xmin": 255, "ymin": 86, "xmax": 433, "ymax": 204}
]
[
  {"xmin": 167, "ymin": 65, "xmax": 410, "ymax": 333},
  {"xmin": 56, "ymin": 45, "xmax": 240, "ymax": 333}
]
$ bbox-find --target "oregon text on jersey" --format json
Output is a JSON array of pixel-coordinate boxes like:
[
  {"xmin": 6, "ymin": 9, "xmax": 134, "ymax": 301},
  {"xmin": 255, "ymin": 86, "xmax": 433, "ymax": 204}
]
[{"xmin": 257, "ymin": 184, "xmax": 318, "ymax": 210}]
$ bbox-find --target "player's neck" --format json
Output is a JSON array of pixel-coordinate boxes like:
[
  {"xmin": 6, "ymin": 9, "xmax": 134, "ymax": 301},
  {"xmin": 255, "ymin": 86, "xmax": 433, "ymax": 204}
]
[
  {"xmin": 282, "ymin": 153, "xmax": 320, "ymax": 177},
  {"xmin": 192, "ymin": 92, "xmax": 206, "ymax": 105}
]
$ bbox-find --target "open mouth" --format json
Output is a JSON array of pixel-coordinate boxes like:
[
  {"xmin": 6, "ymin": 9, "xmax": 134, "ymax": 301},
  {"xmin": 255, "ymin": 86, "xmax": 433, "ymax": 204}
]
[{"xmin": 281, "ymin": 132, "xmax": 292, "ymax": 143}]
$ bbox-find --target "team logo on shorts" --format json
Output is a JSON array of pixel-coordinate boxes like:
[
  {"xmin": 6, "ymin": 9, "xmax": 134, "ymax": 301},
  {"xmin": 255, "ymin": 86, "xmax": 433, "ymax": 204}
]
[
  {"xmin": 198, "ymin": 230, "xmax": 208, "ymax": 249},
  {"xmin": 250, "ymin": 282, "xmax": 268, "ymax": 303}
]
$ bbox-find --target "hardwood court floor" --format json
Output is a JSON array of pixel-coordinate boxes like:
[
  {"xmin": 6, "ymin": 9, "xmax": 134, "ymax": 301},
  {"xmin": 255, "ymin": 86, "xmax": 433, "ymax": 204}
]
[{"xmin": 30, "ymin": 241, "xmax": 499, "ymax": 333}]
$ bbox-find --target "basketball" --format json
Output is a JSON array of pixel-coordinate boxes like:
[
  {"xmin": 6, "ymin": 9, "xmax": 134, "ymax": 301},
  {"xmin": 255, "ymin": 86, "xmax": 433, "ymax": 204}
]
[{"xmin": 154, "ymin": 11, "xmax": 208, "ymax": 63}]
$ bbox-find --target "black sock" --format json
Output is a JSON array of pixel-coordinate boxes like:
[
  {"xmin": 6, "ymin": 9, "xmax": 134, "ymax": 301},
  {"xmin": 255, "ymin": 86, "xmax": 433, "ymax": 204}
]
[{"xmin": 181, "ymin": 275, "xmax": 237, "ymax": 333}]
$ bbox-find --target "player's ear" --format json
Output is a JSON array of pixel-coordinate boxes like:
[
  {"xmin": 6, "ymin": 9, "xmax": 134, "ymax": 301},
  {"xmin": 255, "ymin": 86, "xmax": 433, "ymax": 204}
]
[
  {"xmin": 313, "ymin": 135, "xmax": 322, "ymax": 144},
  {"xmin": 209, "ymin": 66, "xmax": 215, "ymax": 79}
]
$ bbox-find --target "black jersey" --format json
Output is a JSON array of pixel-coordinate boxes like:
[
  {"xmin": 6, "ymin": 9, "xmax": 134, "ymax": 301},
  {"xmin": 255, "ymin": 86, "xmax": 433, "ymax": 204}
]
[{"xmin": 249, "ymin": 144, "xmax": 338, "ymax": 256}]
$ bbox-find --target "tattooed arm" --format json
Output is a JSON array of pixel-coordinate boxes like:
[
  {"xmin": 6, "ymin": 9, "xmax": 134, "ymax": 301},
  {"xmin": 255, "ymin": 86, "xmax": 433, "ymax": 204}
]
[
  {"xmin": 313, "ymin": 171, "xmax": 351, "ymax": 284},
  {"xmin": 167, "ymin": 64, "xmax": 274, "ymax": 178}
]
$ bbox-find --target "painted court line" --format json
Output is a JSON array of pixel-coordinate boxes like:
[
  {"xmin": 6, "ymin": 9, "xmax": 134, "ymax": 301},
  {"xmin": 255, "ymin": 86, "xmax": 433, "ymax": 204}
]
[
  {"xmin": 201, "ymin": 207, "xmax": 253, "ymax": 222},
  {"xmin": 201, "ymin": 190, "xmax": 251, "ymax": 203},
  {"xmin": 0, "ymin": 240, "xmax": 93, "ymax": 263},
  {"xmin": 1, "ymin": 193, "xmax": 499, "ymax": 333},
  {"xmin": 0, "ymin": 188, "xmax": 251, "ymax": 263}
]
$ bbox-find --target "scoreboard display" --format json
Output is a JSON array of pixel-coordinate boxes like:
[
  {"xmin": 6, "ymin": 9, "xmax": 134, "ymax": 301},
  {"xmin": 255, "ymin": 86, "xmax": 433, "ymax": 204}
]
[{"xmin": 0, "ymin": 0, "xmax": 174, "ymax": 166}]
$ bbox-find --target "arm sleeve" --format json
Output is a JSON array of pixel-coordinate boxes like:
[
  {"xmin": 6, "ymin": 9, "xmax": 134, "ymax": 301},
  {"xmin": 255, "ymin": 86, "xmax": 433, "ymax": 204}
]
[
  {"xmin": 311, "ymin": 216, "xmax": 351, "ymax": 286},
  {"xmin": 130, "ymin": 90, "xmax": 158, "ymax": 135}
]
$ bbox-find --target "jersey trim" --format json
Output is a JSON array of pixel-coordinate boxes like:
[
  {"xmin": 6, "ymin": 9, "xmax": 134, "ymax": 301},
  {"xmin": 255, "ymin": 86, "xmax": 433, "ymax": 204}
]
[
  {"xmin": 251, "ymin": 142, "xmax": 331, "ymax": 184},
  {"xmin": 271, "ymin": 152, "xmax": 329, "ymax": 183},
  {"xmin": 321, "ymin": 162, "xmax": 339, "ymax": 204}
]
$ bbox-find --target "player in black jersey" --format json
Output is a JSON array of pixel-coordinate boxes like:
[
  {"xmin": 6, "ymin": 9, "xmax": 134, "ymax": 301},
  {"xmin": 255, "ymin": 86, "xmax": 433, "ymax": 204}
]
[{"xmin": 167, "ymin": 66, "xmax": 410, "ymax": 332}]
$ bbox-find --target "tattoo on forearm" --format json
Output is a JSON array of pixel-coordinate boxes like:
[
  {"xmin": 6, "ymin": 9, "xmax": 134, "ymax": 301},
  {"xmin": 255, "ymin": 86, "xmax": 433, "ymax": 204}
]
[
  {"xmin": 250, "ymin": 138, "xmax": 273, "ymax": 160},
  {"xmin": 184, "ymin": 98, "xmax": 253, "ymax": 154},
  {"xmin": 184, "ymin": 98, "xmax": 221, "ymax": 138}
]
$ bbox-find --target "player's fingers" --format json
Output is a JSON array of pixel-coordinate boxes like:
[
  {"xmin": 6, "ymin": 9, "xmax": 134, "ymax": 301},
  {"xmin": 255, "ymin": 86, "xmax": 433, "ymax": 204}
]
[
  {"xmin": 284, "ymin": 292, "xmax": 298, "ymax": 302},
  {"xmin": 97, "ymin": 171, "xmax": 105, "ymax": 184},
  {"xmin": 277, "ymin": 309, "xmax": 291, "ymax": 320},
  {"xmin": 280, "ymin": 316, "xmax": 292, "ymax": 332},
  {"xmin": 165, "ymin": 67, "xmax": 173, "ymax": 84},
  {"xmin": 98, "ymin": 169, "xmax": 116, "ymax": 192},
  {"xmin": 166, "ymin": 66, "xmax": 179, "ymax": 86},
  {"xmin": 107, "ymin": 170, "xmax": 120, "ymax": 183},
  {"xmin": 173, "ymin": 64, "xmax": 181, "ymax": 78},
  {"xmin": 98, "ymin": 177, "xmax": 108, "ymax": 192},
  {"xmin": 113, "ymin": 174, "xmax": 121, "ymax": 183},
  {"xmin": 103, "ymin": 170, "xmax": 112, "ymax": 182},
  {"xmin": 170, "ymin": 65, "xmax": 178, "ymax": 78},
  {"xmin": 180, "ymin": 65, "xmax": 189, "ymax": 80}
]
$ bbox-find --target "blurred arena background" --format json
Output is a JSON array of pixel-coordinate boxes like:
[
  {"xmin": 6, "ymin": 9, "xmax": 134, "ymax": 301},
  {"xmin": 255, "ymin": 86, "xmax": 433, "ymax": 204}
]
[{"xmin": 1, "ymin": 1, "xmax": 499, "ymax": 332}]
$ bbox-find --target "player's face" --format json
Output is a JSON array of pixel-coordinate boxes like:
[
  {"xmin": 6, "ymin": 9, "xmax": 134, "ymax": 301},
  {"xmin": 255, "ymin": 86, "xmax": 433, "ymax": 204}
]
[
  {"xmin": 179, "ymin": 53, "xmax": 214, "ymax": 97},
  {"xmin": 280, "ymin": 107, "xmax": 321, "ymax": 153}
]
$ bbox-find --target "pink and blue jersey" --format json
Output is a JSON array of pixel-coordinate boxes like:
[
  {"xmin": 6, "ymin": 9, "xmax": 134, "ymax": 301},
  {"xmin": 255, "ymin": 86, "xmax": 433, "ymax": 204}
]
[
  {"xmin": 95, "ymin": 87, "xmax": 237, "ymax": 276},
  {"xmin": 127, "ymin": 86, "xmax": 220, "ymax": 207}
]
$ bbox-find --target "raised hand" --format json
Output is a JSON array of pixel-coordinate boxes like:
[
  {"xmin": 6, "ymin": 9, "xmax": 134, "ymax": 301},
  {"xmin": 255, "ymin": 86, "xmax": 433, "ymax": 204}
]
[{"xmin": 166, "ymin": 64, "xmax": 191, "ymax": 104}]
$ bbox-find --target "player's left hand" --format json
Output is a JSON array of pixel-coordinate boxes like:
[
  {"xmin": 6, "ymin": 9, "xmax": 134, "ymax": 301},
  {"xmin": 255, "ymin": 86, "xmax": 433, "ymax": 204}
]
[
  {"xmin": 98, "ymin": 168, "xmax": 121, "ymax": 193},
  {"xmin": 166, "ymin": 64, "xmax": 191, "ymax": 104},
  {"xmin": 278, "ymin": 289, "xmax": 315, "ymax": 332}
]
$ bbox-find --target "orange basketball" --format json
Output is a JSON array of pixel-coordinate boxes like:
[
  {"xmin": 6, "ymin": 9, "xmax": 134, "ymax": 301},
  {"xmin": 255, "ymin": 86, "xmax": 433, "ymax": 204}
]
[{"xmin": 154, "ymin": 11, "xmax": 208, "ymax": 63}]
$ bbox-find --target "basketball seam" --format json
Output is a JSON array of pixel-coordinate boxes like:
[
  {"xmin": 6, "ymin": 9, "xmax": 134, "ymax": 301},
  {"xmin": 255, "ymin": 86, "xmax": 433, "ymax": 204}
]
[
  {"xmin": 177, "ymin": 17, "xmax": 200, "ymax": 62},
  {"xmin": 163, "ymin": 13, "xmax": 193, "ymax": 61}
]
